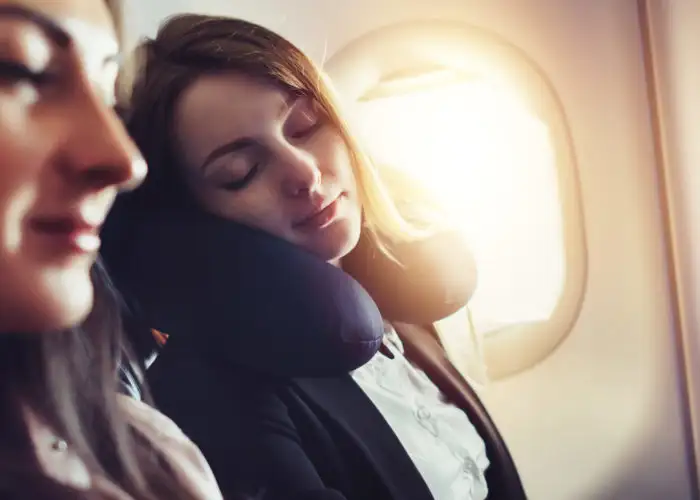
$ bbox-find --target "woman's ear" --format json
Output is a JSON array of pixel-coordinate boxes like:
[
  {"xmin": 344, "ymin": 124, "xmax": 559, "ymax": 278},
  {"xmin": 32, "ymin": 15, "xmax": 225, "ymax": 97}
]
[{"xmin": 342, "ymin": 228, "xmax": 477, "ymax": 324}]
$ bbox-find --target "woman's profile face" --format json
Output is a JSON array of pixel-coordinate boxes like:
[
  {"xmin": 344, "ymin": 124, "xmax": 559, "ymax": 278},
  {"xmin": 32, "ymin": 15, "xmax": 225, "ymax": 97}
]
[
  {"xmin": 175, "ymin": 72, "xmax": 363, "ymax": 264},
  {"xmin": 0, "ymin": 0, "xmax": 145, "ymax": 333}
]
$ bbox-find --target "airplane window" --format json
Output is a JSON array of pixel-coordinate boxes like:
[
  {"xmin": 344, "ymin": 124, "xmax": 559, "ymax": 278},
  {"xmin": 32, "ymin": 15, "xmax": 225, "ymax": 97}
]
[
  {"xmin": 327, "ymin": 21, "xmax": 586, "ymax": 379},
  {"xmin": 356, "ymin": 78, "xmax": 564, "ymax": 338}
]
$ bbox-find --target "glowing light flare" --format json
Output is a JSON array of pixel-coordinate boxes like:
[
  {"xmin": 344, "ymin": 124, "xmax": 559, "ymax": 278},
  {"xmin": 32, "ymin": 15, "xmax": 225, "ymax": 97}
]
[{"xmin": 355, "ymin": 79, "xmax": 566, "ymax": 334}]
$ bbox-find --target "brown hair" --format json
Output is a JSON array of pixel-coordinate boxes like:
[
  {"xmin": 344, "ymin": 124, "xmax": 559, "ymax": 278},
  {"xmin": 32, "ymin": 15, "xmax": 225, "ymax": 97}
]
[
  {"xmin": 0, "ymin": 262, "xmax": 203, "ymax": 500},
  {"xmin": 0, "ymin": 2, "xmax": 201, "ymax": 499},
  {"xmin": 122, "ymin": 14, "xmax": 435, "ymax": 257}
]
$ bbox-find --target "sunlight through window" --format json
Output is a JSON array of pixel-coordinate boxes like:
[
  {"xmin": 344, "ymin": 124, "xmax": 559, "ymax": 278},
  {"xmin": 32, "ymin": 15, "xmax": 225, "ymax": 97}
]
[{"xmin": 355, "ymin": 79, "xmax": 566, "ymax": 336}]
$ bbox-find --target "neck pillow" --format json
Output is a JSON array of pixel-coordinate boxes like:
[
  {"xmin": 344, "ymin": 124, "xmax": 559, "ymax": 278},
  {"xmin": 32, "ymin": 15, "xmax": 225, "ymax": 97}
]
[
  {"xmin": 101, "ymin": 196, "xmax": 385, "ymax": 377},
  {"xmin": 101, "ymin": 187, "xmax": 477, "ymax": 377}
]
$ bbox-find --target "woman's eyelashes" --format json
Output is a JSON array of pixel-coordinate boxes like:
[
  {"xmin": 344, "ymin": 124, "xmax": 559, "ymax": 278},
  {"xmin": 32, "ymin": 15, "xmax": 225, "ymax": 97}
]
[
  {"xmin": 0, "ymin": 59, "xmax": 54, "ymax": 86},
  {"xmin": 289, "ymin": 120, "xmax": 321, "ymax": 139},
  {"xmin": 220, "ymin": 163, "xmax": 260, "ymax": 192}
]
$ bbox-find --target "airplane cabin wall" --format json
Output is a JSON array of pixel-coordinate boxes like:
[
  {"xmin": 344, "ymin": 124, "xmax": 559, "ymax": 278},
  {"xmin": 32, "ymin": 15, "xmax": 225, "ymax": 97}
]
[
  {"xmin": 122, "ymin": 1, "xmax": 696, "ymax": 498},
  {"xmin": 645, "ymin": 0, "xmax": 700, "ymax": 496}
]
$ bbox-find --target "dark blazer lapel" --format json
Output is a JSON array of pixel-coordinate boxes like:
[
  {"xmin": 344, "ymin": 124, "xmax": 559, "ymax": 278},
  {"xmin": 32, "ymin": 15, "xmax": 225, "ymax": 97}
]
[
  {"xmin": 294, "ymin": 376, "xmax": 434, "ymax": 500},
  {"xmin": 394, "ymin": 322, "xmax": 527, "ymax": 500}
]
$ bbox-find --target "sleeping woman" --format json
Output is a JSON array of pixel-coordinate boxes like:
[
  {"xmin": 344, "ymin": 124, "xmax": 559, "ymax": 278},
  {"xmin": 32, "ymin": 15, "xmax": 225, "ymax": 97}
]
[{"xmin": 105, "ymin": 13, "xmax": 526, "ymax": 500}]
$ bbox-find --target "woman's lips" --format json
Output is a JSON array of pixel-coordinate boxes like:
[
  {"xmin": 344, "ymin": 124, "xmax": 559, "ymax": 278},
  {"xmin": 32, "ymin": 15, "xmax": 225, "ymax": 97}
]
[
  {"xmin": 30, "ymin": 216, "xmax": 101, "ymax": 254},
  {"xmin": 294, "ymin": 194, "xmax": 344, "ymax": 231}
]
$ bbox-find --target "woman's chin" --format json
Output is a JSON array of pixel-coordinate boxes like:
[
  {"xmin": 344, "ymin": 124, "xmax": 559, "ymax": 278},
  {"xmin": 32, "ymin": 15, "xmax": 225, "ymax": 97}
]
[
  {"xmin": 19, "ymin": 276, "xmax": 94, "ymax": 334},
  {"xmin": 304, "ymin": 219, "xmax": 362, "ymax": 264},
  {"xmin": 52, "ymin": 289, "xmax": 94, "ymax": 331}
]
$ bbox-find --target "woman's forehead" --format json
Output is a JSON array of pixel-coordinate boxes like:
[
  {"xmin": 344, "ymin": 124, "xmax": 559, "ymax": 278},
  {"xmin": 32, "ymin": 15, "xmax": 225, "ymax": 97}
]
[{"xmin": 177, "ymin": 74, "xmax": 290, "ymax": 135}]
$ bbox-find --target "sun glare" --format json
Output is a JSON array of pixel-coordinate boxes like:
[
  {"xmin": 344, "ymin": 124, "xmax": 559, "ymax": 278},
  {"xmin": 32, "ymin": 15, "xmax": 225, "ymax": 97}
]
[{"xmin": 356, "ymin": 79, "xmax": 566, "ymax": 335}]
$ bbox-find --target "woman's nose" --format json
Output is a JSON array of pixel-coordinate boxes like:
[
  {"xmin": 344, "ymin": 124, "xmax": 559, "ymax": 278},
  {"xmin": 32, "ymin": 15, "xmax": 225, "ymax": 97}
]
[
  {"xmin": 280, "ymin": 146, "xmax": 322, "ymax": 197},
  {"xmin": 62, "ymin": 87, "xmax": 146, "ymax": 192}
]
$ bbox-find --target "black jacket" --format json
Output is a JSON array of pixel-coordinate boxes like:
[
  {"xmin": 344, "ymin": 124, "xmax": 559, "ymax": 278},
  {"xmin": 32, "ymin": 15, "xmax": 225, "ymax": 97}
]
[{"xmin": 145, "ymin": 322, "xmax": 526, "ymax": 500}]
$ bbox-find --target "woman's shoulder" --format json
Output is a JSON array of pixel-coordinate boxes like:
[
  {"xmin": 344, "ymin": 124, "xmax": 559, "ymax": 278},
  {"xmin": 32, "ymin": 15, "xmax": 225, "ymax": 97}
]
[
  {"xmin": 117, "ymin": 394, "xmax": 188, "ymax": 439},
  {"xmin": 117, "ymin": 395, "xmax": 224, "ymax": 500}
]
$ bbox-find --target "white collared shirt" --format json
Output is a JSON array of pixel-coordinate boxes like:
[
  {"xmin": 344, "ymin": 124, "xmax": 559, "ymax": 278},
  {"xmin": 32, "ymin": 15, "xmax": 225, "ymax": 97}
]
[{"xmin": 352, "ymin": 324, "xmax": 489, "ymax": 500}]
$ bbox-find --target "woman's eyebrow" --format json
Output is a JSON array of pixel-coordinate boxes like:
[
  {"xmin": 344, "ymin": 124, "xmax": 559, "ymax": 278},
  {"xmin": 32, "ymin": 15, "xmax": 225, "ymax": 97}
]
[
  {"xmin": 0, "ymin": 5, "xmax": 121, "ymax": 70},
  {"xmin": 0, "ymin": 4, "xmax": 71, "ymax": 49}
]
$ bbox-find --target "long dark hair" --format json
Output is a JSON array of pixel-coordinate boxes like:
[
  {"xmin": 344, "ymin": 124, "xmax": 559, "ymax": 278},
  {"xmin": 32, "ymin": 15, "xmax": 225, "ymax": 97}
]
[
  {"xmin": 0, "ymin": 260, "xmax": 200, "ymax": 499},
  {"xmin": 0, "ymin": 1, "xmax": 201, "ymax": 498}
]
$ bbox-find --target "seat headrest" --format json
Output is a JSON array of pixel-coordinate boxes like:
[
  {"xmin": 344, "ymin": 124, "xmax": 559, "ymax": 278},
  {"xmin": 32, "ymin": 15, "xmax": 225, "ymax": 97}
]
[{"xmin": 342, "ymin": 228, "xmax": 477, "ymax": 325}]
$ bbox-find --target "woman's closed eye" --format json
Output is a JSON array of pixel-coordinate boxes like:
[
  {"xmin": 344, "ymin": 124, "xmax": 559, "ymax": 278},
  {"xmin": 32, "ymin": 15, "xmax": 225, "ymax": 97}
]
[
  {"xmin": 289, "ymin": 119, "xmax": 322, "ymax": 140},
  {"xmin": 220, "ymin": 164, "xmax": 259, "ymax": 191},
  {"xmin": 287, "ymin": 100, "xmax": 323, "ymax": 140}
]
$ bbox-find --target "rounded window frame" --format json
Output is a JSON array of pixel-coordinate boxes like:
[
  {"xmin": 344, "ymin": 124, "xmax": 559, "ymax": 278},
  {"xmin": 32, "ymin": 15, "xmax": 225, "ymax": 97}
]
[{"xmin": 325, "ymin": 20, "xmax": 588, "ymax": 379}]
